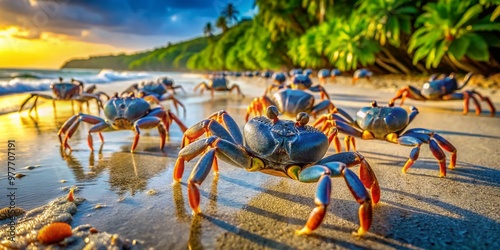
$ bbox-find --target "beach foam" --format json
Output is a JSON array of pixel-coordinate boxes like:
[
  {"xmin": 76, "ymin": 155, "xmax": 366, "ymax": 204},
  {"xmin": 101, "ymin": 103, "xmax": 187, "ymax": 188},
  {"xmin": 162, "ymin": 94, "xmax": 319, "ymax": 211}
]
[{"xmin": 0, "ymin": 69, "xmax": 151, "ymax": 95}]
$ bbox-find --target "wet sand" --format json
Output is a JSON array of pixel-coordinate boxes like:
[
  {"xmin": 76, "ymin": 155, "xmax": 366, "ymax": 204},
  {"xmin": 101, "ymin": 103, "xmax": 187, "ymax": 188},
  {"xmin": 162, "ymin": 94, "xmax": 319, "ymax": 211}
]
[{"xmin": 1, "ymin": 74, "xmax": 499, "ymax": 249}]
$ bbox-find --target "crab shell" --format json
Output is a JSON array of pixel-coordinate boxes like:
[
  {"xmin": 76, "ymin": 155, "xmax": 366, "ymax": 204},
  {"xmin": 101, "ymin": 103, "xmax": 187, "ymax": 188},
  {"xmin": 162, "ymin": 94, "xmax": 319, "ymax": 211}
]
[
  {"xmin": 209, "ymin": 78, "xmax": 228, "ymax": 90},
  {"xmin": 272, "ymin": 72, "xmax": 286, "ymax": 83},
  {"xmin": 103, "ymin": 97, "xmax": 151, "ymax": 130},
  {"xmin": 318, "ymin": 69, "xmax": 330, "ymax": 78},
  {"xmin": 50, "ymin": 82, "xmax": 81, "ymax": 99},
  {"xmin": 243, "ymin": 116, "xmax": 329, "ymax": 168},
  {"xmin": 142, "ymin": 82, "xmax": 168, "ymax": 95},
  {"xmin": 159, "ymin": 77, "xmax": 174, "ymax": 86},
  {"xmin": 356, "ymin": 106, "xmax": 409, "ymax": 139},
  {"xmin": 292, "ymin": 75, "xmax": 313, "ymax": 89},
  {"xmin": 421, "ymin": 77, "xmax": 459, "ymax": 99},
  {"xmin": 272, "ymin": 89, "xmax": 314, "ymax": 118}
]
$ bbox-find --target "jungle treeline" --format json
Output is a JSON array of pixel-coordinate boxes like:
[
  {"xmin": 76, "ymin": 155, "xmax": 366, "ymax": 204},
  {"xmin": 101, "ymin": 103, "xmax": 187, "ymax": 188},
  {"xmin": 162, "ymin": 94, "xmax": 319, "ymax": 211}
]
[{"xmin": 62, "ymin": 0, "xmax": 500, "ymax": 75}]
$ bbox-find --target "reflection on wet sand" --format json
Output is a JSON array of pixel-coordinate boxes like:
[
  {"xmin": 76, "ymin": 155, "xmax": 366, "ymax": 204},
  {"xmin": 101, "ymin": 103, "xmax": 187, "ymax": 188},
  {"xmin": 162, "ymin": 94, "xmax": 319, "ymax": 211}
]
[
  {"xmin": 58, "ymin": 145, "xmax": 107, "ymax": 182},
  {"xmin": 105, "ymin": 150, "xmax": 170, "ymax": 196},
  {"xmin": 173, "ymin": 176, "xmax": 220, "ymax": 249}
]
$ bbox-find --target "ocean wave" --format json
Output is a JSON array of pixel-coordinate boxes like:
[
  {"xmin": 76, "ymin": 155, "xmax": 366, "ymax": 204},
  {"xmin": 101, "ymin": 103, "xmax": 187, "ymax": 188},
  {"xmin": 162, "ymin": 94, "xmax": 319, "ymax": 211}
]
[{"xmin": 0, "ymin": 69, "xmax": 150, "ymax": 95}]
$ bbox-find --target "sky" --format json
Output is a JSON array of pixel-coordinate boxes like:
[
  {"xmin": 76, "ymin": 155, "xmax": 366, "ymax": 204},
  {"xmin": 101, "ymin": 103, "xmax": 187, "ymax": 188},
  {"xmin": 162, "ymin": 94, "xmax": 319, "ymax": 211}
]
[{"xmin": 0, "ymin": 0, "xmax": 255, "ymax": 69}]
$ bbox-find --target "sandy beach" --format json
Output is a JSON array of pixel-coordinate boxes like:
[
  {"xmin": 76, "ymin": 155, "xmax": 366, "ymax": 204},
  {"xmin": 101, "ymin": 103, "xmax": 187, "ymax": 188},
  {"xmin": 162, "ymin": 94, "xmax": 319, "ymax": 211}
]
[{"xmin": 1, "ymin": 73, "xmax": 499, "ymax": 249}]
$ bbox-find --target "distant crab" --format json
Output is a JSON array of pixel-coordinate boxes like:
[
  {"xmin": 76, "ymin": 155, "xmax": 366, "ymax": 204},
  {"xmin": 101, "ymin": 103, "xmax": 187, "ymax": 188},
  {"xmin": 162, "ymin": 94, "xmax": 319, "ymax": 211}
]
[
  {"xmin": 331, "ymin": 69, "xmax": 342, "ymax": 80},
  {"xmin": 121, "ymin": 81, "xmax": 186, "ymax": 116},
  {"xmin": 173, "ymin": 106, "xmax": 380, "ymax": 236},
  {"xmin": 245, "ymin": 87, "xmax": 350, "ymax": 136},
  {"xmin": 57, "ymin": 93, "xmax": 187, "ymax": 152},
  {"xmin": 264, "ymin": 72, "xmax": 287, "ymax": 95},
  {"xmin": 352, "ymin": 69, "xmax": 373, "ymax": 85},
  {"xmin": 193, "ymin": 77, "xmax": 245, "ymax": 99},
  {"xmin": 19, "ymin": 78, "xmax": 109, "ymax": 115},
  {"xmin": 275, "ymin": 74, "xmax": 331, "ymax": 100},
  {"xmin": 390, "ymin": 73, "xmax": 496, "ymax": 116},
  {"xmin": 157, "ymin": 77, "xmax": 186, "ymax": 94},
  {"xmin": 318, "ymin": 69, "xmax": 330, "ymax": 85},
  {"xmin": 314, "ymin": 101, "xmax": 457, "ymax": 177}
]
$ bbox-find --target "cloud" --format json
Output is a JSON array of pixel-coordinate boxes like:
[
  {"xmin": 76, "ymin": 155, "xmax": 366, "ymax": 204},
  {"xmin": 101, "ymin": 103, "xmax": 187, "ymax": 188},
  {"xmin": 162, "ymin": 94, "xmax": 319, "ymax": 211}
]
[{"xmin": 0, "ymin": 0, "xmax": 255, "ymax": 49}]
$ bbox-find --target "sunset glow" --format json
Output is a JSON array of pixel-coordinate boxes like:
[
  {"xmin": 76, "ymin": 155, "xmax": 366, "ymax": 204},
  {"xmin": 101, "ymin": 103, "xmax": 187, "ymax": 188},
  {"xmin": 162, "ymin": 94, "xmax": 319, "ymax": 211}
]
[{"xmin": 0, "ymin": 26, "xmax": 132, "ymax": 69}]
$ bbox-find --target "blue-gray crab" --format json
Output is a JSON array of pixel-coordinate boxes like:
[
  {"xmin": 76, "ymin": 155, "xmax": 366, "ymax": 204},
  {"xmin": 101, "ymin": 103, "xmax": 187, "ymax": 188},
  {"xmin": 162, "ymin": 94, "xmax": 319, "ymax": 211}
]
[
  {"xmin": 390, "ymin": 73, "xmax": 496, "ymax": 116},
  {"xmin": 173, "ymin": 106, "xmax": 380, "ymax": 236},
  {"xmin": 121, "ymin": 81, "xmax": 186, "ymax": 116},
  {"xmin": 57, "ymin": 93, "xmax": 187, "ymax": 152},
  {"xmin": 314, "ymin": 101, "xmax": 457, "ymax": 177},
  {"xmin": 157, "ymin": 76, "xmax": 186, "ymax": 94},
  {"xmin": 19, "ymin": 78, "xmax": 109, "ymax": 115},
  {"xmin": 352, "ymin": 69, "xmax": 373, "ymax": 85},
  {"xmin": 265, "ymin": 74, "xmax": 330, "ymax": 99},
  {"xmin": 193, "ymin": 77, "xmax": 245, "ymax": 99}
]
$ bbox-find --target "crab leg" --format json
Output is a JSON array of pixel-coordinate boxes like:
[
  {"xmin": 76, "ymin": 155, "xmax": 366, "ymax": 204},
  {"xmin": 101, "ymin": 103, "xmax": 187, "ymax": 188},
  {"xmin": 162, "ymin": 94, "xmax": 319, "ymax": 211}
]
[
  {"xmin": 175, "ymin": 137, "xmax": 252, "ymax": 214},
  {"xmin": 308, "ymin": 85, "xmax": 330, "ymax": 100},
  {"xmin": 404, "ymin": 128, "xmax": 457, "ymax": 170},
  {"xmin": 19, "ymin": 94, "xmax": 55, "ymax": 113},
  {"xmin": 86, "ymin": 122, "xmax": 110, "ymax": 151},
  {"xmin": 471, "ymin": 91, "xmax": 496, "ymax": 116},
  {"xmin": 228, "ymin": 84, "xmax": 245, "ymax": 97},
  {"xmin": 174, "ymin": 136, "xmax": 251, "ymax": 181},
  {"xmin": 193, "ymin": 82, "xmax": 209, "ymax": 93},
  {"xmin": 297, "ymin": 163, "xmax": 372, "ymax": 236},
  {"xmin": 397, "ymin": 134, "xmax": 448, "ymax": 177},
  {"xmin": 148, "ymin": 107, "xmax": 187, "ymax": 133},
  {"xmin": 59, "ymin": 114, "xmax": 106, "ymax": 151},
  {"xmin": 316, "ymin": 152, "xmax": 380, "ymax": 204},
  {"xmin": 131, "ymin": 116, "xmax": 166, "ymax": 152},
  {"xmin": 310, "ymin": 100, "xmax": 335, "ymax": 118},
  {"xmin": 207, "ymin": 110, "xmax": 243, "ymax": 145},
  {"xmin": 390, "ymin": 86, "xmax": 426, "ymax": 106},
  {"xmin": 245, "ymin": 96, "xmax": 273, "ymax": 122}
]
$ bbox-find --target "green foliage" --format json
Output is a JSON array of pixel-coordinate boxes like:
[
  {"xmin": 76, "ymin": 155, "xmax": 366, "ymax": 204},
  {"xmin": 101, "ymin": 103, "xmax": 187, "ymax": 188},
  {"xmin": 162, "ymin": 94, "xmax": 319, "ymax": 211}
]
[
  {"xmin": 409, "ymin": 0, "xmax": 500, "ymax": 68},
  {"xmin": 63, "ymin": 0, "xmax": 499, "ymax": 74},
  {"xmin": 357, "ymin": 0, "xmax": 418, "ymax": 47}
]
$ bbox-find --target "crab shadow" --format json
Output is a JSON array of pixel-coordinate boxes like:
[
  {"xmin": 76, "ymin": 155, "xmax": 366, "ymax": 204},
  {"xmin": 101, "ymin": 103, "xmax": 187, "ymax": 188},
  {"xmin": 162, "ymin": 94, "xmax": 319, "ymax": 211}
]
[
  {"xmin": 372, "ymin": 188, "xmax": 500, "ymax": 248},
  {"xmin": 174, "ymin": 173, "xmax": 415, "ymax": 248},
  {"xmin": 359, "ymin": 150, "xmax": 500, "ymax": 189}
]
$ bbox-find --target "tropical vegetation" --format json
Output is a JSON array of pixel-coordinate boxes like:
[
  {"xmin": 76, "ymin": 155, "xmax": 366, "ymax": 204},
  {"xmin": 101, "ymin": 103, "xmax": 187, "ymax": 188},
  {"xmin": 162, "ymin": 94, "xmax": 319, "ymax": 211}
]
[{"xmin": 62, "ymin": 0, "xmax": 500, "ymax": 74}]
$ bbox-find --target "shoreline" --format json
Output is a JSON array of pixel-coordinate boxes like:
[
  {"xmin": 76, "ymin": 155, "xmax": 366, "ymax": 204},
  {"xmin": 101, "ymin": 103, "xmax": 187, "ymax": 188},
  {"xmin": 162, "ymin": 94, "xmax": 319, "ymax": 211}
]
[{"xmin": 1, "ymin": 72, "xmax": 499, "ymax": 249}]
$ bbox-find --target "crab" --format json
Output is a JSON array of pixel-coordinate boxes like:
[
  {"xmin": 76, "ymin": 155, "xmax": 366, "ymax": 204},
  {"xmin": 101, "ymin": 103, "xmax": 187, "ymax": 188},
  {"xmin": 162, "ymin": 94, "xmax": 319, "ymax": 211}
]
[
  {"xmin": 245, "ymin": 87, "xmax": 349, "ymax": 125},
  {"xmin": 352, "ymin": 69, "xmax": 373, "ymax": 85},
  {"xmin": 121, "ymin": 81, "xmax": 186, "ymax": 116},
  {"xmin": 19, "ymin": 78, "xmax": 109, "ymax": 115},
  {"xmin": 318, "ymin": 69, "xmax": 330, "ymax": 85},
  {"xmin": 390, "ymin": 73, "xmax": 496, "ymax": 116},
  {"xmin": 266, "ymin": 74, "xmax": 331, "ymax": 100},
  {"xmin": 173, "ymin": 106, "xmax": 380, "ymax": 236},
  {"xmin": 264, "ymin": 72, "xmax": 287, "ymax": 95},
  {"xmin": 193, "ymin": 77, "xmax": 245, "ymax": 99},
  {"xmin": 313, "ymin": 101, "xmax": 457, "ymax": 177},
  {"xmin": 57, "ymin": 93, "xmax": 187, "ymax": 152},
  {"xmin": 157, "ymin": 77, "xmax": 186, "ymax": 94}
]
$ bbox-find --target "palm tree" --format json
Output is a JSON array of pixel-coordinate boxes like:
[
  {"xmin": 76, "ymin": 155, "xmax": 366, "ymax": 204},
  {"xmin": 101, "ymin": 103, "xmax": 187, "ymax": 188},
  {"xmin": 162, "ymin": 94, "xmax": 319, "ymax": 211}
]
[
  {"xmin": 221, "ymin": 3, "xmax": 240, "ymax": 26},
  {"xmin": 203, "ymin": 22, "xmax": 213, "ymax": 37},
  {"xmin": 215, "ymin": 16, "xmax": 228, "ymax": 33}
]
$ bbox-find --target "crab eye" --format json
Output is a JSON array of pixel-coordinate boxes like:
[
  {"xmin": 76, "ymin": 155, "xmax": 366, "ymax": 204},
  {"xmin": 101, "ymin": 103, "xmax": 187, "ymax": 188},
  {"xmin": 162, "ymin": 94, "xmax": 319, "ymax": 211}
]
[
  {"xmin": 371, "ymin": 101, "xmax": 378, "ymax": 107},
  {"xmin": 296, "ymin": 112, "xmax": 309, "ymax": 126},
  {"xmin": 266, "ymin": 106, "xmax": 279, "ymax": 121},
  {"xmin": 388, "ymin": 101, "xmax": 394, "ymax": 107}
]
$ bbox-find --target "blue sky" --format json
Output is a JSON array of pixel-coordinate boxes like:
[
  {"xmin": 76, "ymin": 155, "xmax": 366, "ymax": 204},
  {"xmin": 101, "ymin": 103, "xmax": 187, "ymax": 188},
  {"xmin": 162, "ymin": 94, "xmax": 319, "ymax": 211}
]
[{"xmin": 0, "ymin": 0, "xmax": 256, "ymax": 50}]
